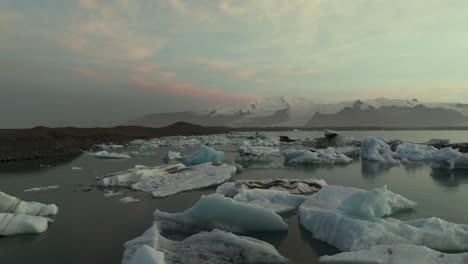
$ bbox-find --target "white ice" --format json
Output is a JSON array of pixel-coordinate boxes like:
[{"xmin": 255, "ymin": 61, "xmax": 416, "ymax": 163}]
[
  {"xmin": 0, "ymin": 191, "xmax": 58, "ymax": 216},
  {"xmin": 162, "ymin": 151, "xmax": 182, "ymax": 163},
  {"xmin": 299, "ymin": 185, "xmax": 468, "ymax": 252},
  {"xmin": 283, "ymin": 148, "xmax": 353, "ymax": 165},
  {"xmin": 24, "ymin": 185, "xmax": 60, "ymax": 192},
  {"xmin": 153, "ymin": 194, "xmax": 287, "ymax": 233},
  {"xmin": 72, "ymin": 166, "xmax": 83, "ymax": 170},
  {"xmin": 320, "ymin": 244, "xmax": 468, "ymax": 264},
  {"xmin": 431, "ymin": 147, "xmax": 468, "ymax": 170},
  {"xmin": 0, "ymin": 213, "xmax": 51, "ymax": 236},
  {"xmin": 104, "ymin": 191, "xmax": 124, "ymax": 197},
  {"xmin": 361, "ymin": 137, "xmax": 400, "ymax": 164},
  {"xmin": 182, "ymin": 145, "xmax": 224, "ymax": 166},
  {"xmin": 233, "ymin": 189, "xmax": 308, "ymax": 214},
  {"xmin": 94, "ymin": 151, "xmax": 131, "ymax": 159},
  {"xmin": 98, "ymin": 163, "xmax": 236, "ymax": 198},
  {"xmin": 238, "ymin": 141, "xmax": 280, "ymax": 156},
  {"xmin": 122, "ymin": 226, "xmax": 288, "ymax": 264},
  {"xmin": 128, "ymin": 245, "xmax": 165, "ymax": 264},
  {"xmin": 120, "ymin": 197, "xmax": 141, "ymax": 204},
  {"xmin": 395, "ymin": 143, "xmax": 437, "ymax": 161}
]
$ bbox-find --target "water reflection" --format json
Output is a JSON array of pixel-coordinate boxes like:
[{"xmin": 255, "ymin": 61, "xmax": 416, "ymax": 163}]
[
  {"xmin": 431, "ymin": 169, "xmax": 468, "ymax": 188},
  {"xmin": 361, "ymin": 160, "xmax": 394, "ymax": 178}
]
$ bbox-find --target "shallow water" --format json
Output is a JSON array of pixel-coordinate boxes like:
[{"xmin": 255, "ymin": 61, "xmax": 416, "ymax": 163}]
[{"xmin": 1, "ymin": 131, "xmax": 468, "ymax": 264}]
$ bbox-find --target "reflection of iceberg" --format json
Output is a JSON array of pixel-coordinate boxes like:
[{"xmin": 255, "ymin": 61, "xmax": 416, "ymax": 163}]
[
  {"xmin": 182, "ymin": 145, "xmax": 224, "ymax": 166},
  {"xmin": 299, "ymin": 185, "xmax": 468, "ymax": 252},
  {"xmin": 98, "ymin": 163, "xmax": 236, "ymax": 198},
  {"xmin": 122, "ymin": 226, "xmax": 288, "ymax": 264},
  {"xmin": 361, "ymin": 160, "xmax": 394, "ymax": 178},
  {"xmin": 321, "ymin": 244, "xmax": 468, "ymax": 264}
]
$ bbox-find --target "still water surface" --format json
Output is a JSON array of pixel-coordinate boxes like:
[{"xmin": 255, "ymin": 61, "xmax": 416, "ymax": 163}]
[{"xmin": 1, "ymin": 131, "xmax": 468, "ymax": 264}]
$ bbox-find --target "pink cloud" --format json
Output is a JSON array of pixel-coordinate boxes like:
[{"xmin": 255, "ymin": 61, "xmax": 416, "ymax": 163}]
[
  {"xmin": 132, "ymin": 76, "xmax": 261, "ymax": 101},
  {"xmin": 129, "ymin": 63, "xmax": 162, "ymax": 73},
  {"xmin": 70, "ymin": 67, "xmax": 107, "ymax": 81}
]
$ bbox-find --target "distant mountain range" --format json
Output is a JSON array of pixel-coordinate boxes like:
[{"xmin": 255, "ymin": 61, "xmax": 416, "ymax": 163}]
[{"xmin": 126, "ymin": 97, "xmax": 468, "ymax": 128}]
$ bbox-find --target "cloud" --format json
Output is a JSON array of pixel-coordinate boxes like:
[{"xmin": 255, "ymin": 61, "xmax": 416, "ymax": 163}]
[
  {"xmin": 70, "ymin": 67, "xmax": 107, "ymax": 81},
  {"xmin": 129, "ymin": 63, "xmax": 162, "ymax": 73},
  {"xmin": 132, "ymin": 76, "xmax": 261, "ymax": 101},
  {"xmin": 159, "ymin": 71, "xmax": 176, "ymax": 80}
]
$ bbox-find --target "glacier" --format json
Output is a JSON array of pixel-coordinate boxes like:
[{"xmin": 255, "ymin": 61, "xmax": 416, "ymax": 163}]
[
  {"xmin": 122, "ymin": 226, "xmax": 288, "ymax": 264},
  {"xmin": 320, "ymin": 244, "xmax": 468, "ymax": 264},
  {"xmin": 299, "ymin": 185, "xmax": 468, "ymax": 252},
  {"xmin": 153, "ymin": 194, "xmax": 288, "ymax": 234},
  {"xmin": 98, "ymin": 163, "xmax": 236, "ymax": 198}
]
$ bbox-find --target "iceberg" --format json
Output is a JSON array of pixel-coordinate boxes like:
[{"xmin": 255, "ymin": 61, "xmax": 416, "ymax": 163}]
[
  {"xmin": 361, "ymin": 137, "xmax": 400, "ymax": 164},
  {"xmin": 238, "ymin": 141, "xmax": 280, "ymax": 156},
  {"xmin": 24, "ymin": 185, "xmax": 60, "ymax": 192},
  {"xmin": 216, "ymin": 178, "xmax": 326, "ymax": 197},
  {"xmin": 0, "ymin": 213, "xmax": 51, "ymax": 236},
  {"xmin": 299, "ymin": 185, "xmax": 468, "ymax": 252},
  {"xmin": 98, "ymin": 163, "xmax": 236, "ymax": 198},
  {"xmin": 182, "ymin": 145, "xmax": 224, "ymax": 166},
  {"xmin": 128, "ymin": 151, "xmax": 158, "ymax": 157},
  {"xmin": 72, "ymin": 166, "xmax": 83, "ymax": 170},
  {"xmin": 94, "ymin": 151, "xmax": 131, "ymax": 159},
  {"xmin": 172, "ymin": 138, "xmax": 201, "ymax": 148},
  {"xmin": 153, "ymin": 194, "xmax": 288, "ymax": 233},
  {"xmin": 282, "ymin": 148, "xmax": 353, "ymax": 165},
  {"xmin": 427, "ymin": 138, "xmax": 450, "ymax": 146},
  {"xmin": 320, "ymin": 244, "xmax": 468, "ymax": 264},
  {"xmin": 250, "ymin": 137, "xmax": 280, "ymax": 146},
  {"xmin": 104, "ymin": 191, "xmax": 123, "ymax": 197},
  {"xmin": 162, "ymin": 151, "xmax": 182, "ymax": 163},
  {"xmin": 120, "ymin": 197, "xmax": 141, "ymax": 204},
  {"xmin": 0, "ymin": 191, "xmax": 58, "ymax": 216},
  {"xmin": 431, "ymin": 147, "xmax": 462, "ymax": 170},
  {"xmin": 233, "ymin": 189, "xmax": 308, "ymax": 214},
  {"xmin": 395, "ymin": 143, "xmax": 437, "ymax": 161},
  {"xmin": 122, "ymin": 226, "xmax": 288, "ymax": 264}
]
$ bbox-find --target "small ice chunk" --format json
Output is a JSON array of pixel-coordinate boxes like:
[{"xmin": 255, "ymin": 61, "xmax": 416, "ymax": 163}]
[
  {"xmin": 361, "ymin": 137, "xmax": 400, "ymax": 164},
  {"xmin": 98, "ymin": 163, "xmax": 236, "ymax": 198},
  {"xmin": 104, "ymin": 191, "xmax": 124, "ymax": 197},
  {"xmin": 0, "ymin": 213, "xmax": 50, "ymax": 236},
  {"xmin": 320, "ymin": 244, "xmax": 468, "ymax": 264},
  {"xmin": 24, "ymin": 185, "xmax": 60, "ymax": 192},
  {"xmin": 94, "ymin": 151, "xmax": 131, "ymax": 159},
  {"xmin": 395, "ymin": 143, "xmax": 437, "ymax": 161},
  {"xmin": 122, "ymin": 226, "xmax": 288, "ymax": 264},
  {"xmin": 162, "ymin": 151, "xmax": 182, "ymax": 163},
  {"xmin": 154, "ymin": 194, "xmax": 287, "ymax": 233},
  {"xmin": 0, "ymin": 191, "xmax": 58, "ymax": 216},
  {"xmin": 128, "ymin": 151, "xmax": 158, "ymax": 157},
  {"xmin": 120, "ymin": 197, "xmax": 141, "ymax": 204},
  {"xmin": 182, "ymin": 145, "xmax": 224, "ymax": 166},
  {"xmin": 72, "ymin": 167, "xmax": 83, "ymax": 170}
]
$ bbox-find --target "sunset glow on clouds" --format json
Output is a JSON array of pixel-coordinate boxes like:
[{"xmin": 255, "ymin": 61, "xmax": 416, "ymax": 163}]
[{"xmin": 2, "ymin": 0, "xmax": 468, "ymax": 126}]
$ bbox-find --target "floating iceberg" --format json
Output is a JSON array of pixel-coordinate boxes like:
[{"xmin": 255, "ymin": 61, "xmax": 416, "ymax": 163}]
[
  {"xmin": 182, "ymin": 145, "xmax": 224, "ymax": 166},
  {"xmin": 431, "ymin": 147, "xmax": 468, "ymax": 170},
  {"xmin": 128, "ymin": 151, "xmax": 158, "ymax": 157},
  {"xmin": 395, "ymin": 143, "xmax": 437, "ymax": 161},
  {"xmin": 283, "ymin": 148, "xmax": 353, "ymax": 165},
  {"xmin": 0, "ymin": 213, "xmax": 51, "ymax": 236},
  {"xmin": 172, "ymin": 138, "xmax": 201, "ymax": 148},
  {"xmin": 122, "ymin": 226, "xmax": 288, "ymax": 264},
  {"xmin": 162, "ymin": 151, "xmax": 182, "ymax": 163},
  {"xmin": 320, "ymin": 244, "xmax": 468, "ymax": 264},
  {"xmin": 120, "ymin": 197, "xmax": 141, "ymax": 204},
  {"xmin": 299, "ymin": 185, "xmax": 468, "ymax": 252},
  {"xmin": 250, "ymin": 137, "xmax": 280, "ymax": 146},
  {"xmin": 94, "ymin": 151, "xmax": 131, "ymax": 159},
  {"xmin": 236, "ymin": 141, "xmax": 279, "ymax": 163},
  {"xmin": 233, "ymin": 189, "xmax": 308, "ymax": 214},
  {"xmin": 72, "ymin": 166, "xmax": 83, "ymax": 170},
  {"xmin": 98, "ymin": 163, "xmax": 236, "ymax": 198},
  {"xmin": 0, "ymin": 191, "xmax": 58, "ymax": 216},
  {"xmin": 361, "ymin": 137, "xmax": 400, "ymax": 164},
  {"xmin": 427, "ymin": 138, "xmax": 450, "ymax": 146},
  {"xmin": 216, "ymin": 178, "xmax": 326, "ymax": 197},
  {"xmin": 104, "ymin": 191, "xmax": 123, "ymax": 197},
  {"xmin": 154, "ymin": 194, "xmax": 287, "ymax": 233},
  {"xmin": 24, "ymin": 185, "xmax": 60, "ymax": 192}
]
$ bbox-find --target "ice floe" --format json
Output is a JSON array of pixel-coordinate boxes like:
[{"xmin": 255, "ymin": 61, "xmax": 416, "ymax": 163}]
[
  {"xmin": 182, "ymin": 145, "xmax": 224, "ymax": 166},
  {"xmin": 395, "ymin": 143, "xmax": 437, "ymax": 161},
  {"xmin": 94, "ymin": 151, "xmax": 131, "ymax": 159},
  {"xmin": 0, "ymin": 191, "xmax": 58, "ymax": 216},
  {"xmin": 299, "ymin": 185, "xmax": 468, "ymax": 251},
  {"xmin": 0, "ymin": 213, "xmax": 51, "ymax": 236},
  {"xmin": 122, "ymin": 226, "xmax": 288, "ymax": 264},
  {"xmin": 24, "ymin": 185, "xmax": 60, "ymax": 192},
  {"xmin": 98, "ymin": 163, "xmax": 236, "ymax": 198},
  {"xmin": 283, "ymin": 148, "xmax": 354, "ymax": 165},
  {"xmin": 153, "ymin": 194, "xmax": 287, "ymax": 233},
  {"xmin": 361, "ymin": 137, "xmax": 400, "ymax": 164},
  {"xmin": 320, "ymin": 244, "xmax": 468, "ymax": 264}
]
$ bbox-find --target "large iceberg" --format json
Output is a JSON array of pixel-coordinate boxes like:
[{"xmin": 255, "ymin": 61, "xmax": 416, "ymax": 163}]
[
  {"xmin": 0, "ymin": 191, "xmax": 58, "ymax": 216},
  {"xmin": 122, "ymin": 226, "xmax": 288, "ymax": 264},
  {"xmin": 395, "ymin": 143, "xmax": 437, "ymax": 161},
  {"xmin": 320, "ymin": 244, "xmax": 468, "ymax": 264},
  {"xmin": 0, "ymin": 213, "xmax": 51, "ymax": 236},
  {"xmin": 94, "ymin": 151, "xmax": 131, "ymax": 159},
  {"xmin": 182, "ymin": 145, "xmax": 224, "ymax": 166},
  {"xmin": 282, "ymin": 148, "xmax": 353, "ymax": 165},
  {"xmin": 431, "ymin": 147, "xmax": 468, "ymax": 170},
  {"xmin": 233, "ymin": 189, "xmax": 308, "ymax": 214},
  {"xmin": 361, "ymin": 137, "xmax": 400, "ymax": 164},
  {"xmin": 216, "ymin": 178, "xmax": 326, "ymax": 197},
  {"xmin": 98, "ymin": 163, "xmax": 236, "ymax": 198},
  {"xmin": 153, "ymin": 194, "xmax": 288, "ymax": 233},
  {"xmin": 299, "ymin": 185, "xmax": 468, "ymax": 252}
]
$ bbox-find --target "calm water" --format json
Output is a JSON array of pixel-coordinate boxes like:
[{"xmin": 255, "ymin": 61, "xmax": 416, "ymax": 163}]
[{"xmin": 1, "ymin": 131, "xmax": 468, "ymax": 264}]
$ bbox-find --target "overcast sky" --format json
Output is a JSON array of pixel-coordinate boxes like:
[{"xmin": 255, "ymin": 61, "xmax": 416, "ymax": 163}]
[{"xmin": 1, "ymin": 0, "xmax": 468, "ymax": 128}]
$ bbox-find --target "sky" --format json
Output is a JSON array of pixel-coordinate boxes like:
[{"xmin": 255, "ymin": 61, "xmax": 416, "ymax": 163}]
[{"xmin": 1, "ymin": 0, "xmax": 468, "ymax": 128}]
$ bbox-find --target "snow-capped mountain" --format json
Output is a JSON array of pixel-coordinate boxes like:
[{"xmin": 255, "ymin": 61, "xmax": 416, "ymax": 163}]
[{"xmin": 126, "ymin": 96, "xmax": 468, "ymax": 127}]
